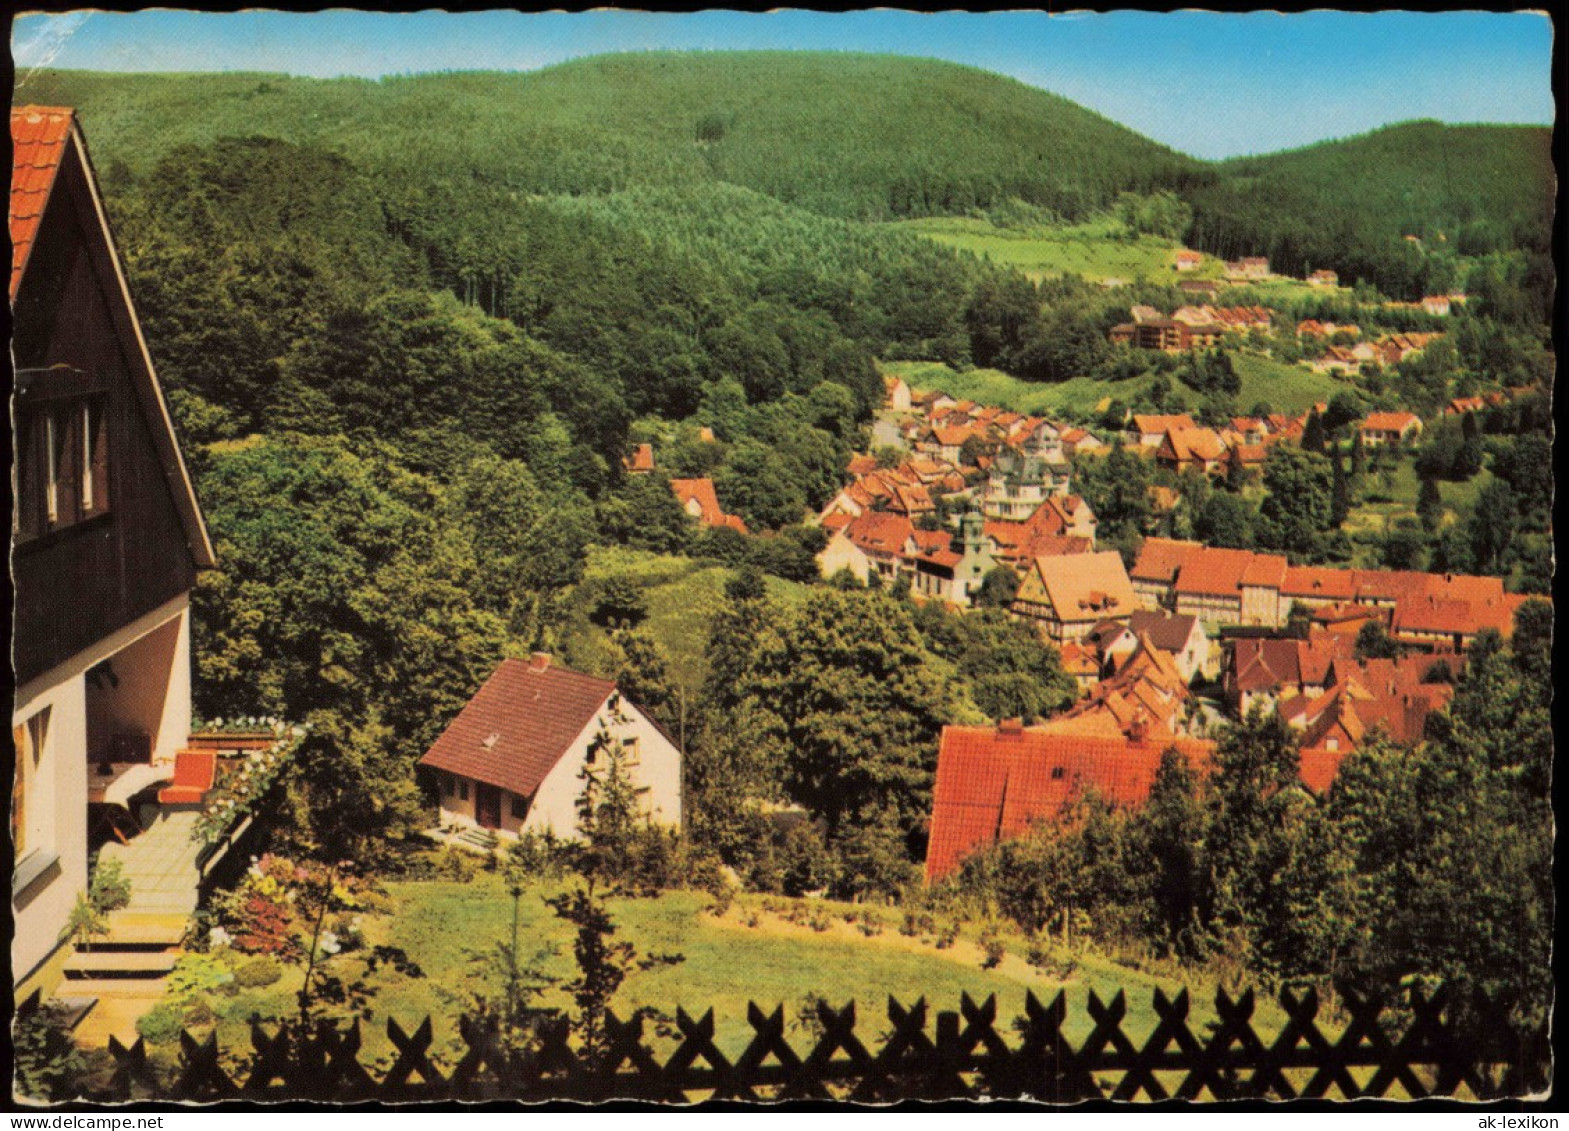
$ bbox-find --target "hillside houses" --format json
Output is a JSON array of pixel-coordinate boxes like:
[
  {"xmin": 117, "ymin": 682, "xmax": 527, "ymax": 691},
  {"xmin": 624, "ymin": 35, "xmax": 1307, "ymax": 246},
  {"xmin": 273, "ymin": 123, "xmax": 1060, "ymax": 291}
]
[
  {"xmin": 979, "ymin": 449, "xmax": 1073, "ymax": 516},
  {"xmin": 1126, "ymin": 413, "xmax": 1197, "ymax": 449},
  {"xmin": 1307, "ymin": 269, "xmax": 1339, "ymax": 287},
  {"xmin": 1223, "ymin": 256, "xmax": 1271, "ymax": 280},
  {"xmin": 1041, "ymin": 633, "xmax": 1193, "ymax": 740},
  {"xmin": 1131, "ymin": 537, "xmax": 1531, "ymax": 649}
]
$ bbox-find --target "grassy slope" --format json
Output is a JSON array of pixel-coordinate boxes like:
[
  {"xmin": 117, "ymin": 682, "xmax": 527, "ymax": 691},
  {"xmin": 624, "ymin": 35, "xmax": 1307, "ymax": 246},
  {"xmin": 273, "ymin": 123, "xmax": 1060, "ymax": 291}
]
[
  {"xmin": 20, "ymin": 54, "xmax": 1196, "ymax": 221},
  {"xmin": 884, "ymin": 356, "xmax": 1343, "ymax": 419},
  {"xmin": 556, "ymin": 546, "xmax": 810, "ymax": 694},
  {"xmin": 896, "ymin": 216, "xmax": 1206, "ymax": 284}
]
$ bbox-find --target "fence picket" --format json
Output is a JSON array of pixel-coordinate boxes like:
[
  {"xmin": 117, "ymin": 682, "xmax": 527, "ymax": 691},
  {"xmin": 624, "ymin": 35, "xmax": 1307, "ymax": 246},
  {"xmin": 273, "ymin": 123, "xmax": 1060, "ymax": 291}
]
[{"xmin": 82, "ymin": 981, "xmax": 1542, "ymax": 1103}]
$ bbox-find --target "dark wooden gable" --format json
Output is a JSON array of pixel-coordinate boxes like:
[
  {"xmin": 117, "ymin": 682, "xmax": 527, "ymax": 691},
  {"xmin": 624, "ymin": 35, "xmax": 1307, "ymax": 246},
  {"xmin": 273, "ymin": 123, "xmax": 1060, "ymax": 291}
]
[{"xmin": 12, "ymin": 115, "xmax": 215, "ymax": 685}]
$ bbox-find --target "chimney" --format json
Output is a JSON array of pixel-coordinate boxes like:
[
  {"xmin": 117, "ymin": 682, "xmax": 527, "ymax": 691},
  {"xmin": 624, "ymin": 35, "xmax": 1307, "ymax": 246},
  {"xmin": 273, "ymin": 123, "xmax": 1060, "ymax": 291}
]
[
  {"xmin": 998, "ymin": 717, "xmax": 1024, "ymax": 735},
  {"xmin": 529, "ymin": 652, "xmax": 552, "ymax": 673}
]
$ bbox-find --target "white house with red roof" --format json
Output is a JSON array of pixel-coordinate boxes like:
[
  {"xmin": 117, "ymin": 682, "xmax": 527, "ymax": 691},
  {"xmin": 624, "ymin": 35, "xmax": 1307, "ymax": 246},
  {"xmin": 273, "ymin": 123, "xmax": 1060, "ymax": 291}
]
[
  {"xmin": 419, "ymin": 654, "xmax": 682, "ymax": 844},
  {"xmin": 1359, "ymin": 411, "xmax": 1424, "ymax": 448}
]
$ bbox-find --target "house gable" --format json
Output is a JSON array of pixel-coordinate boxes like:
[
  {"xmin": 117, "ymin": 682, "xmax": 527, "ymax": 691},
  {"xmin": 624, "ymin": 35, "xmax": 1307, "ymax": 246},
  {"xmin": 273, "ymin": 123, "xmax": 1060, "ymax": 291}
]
[{"xmin": 11, "ymin": 107, "xmax": 215, "ymax": 686}]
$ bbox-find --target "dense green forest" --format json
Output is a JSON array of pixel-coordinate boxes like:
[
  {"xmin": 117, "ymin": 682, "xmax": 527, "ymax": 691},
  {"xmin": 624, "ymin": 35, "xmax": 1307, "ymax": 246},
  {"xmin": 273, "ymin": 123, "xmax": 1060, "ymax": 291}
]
[
  {"xmin": 1186, "ymin": 121, "xmax": 1554, "ymax": 307},
  {"xmin": 25, "ymin": 55, "xmax": 1552, "ymax": 300},
  {"xmin": 25, "ymin": 54, "xmax": 1199, "ymax": 221}
]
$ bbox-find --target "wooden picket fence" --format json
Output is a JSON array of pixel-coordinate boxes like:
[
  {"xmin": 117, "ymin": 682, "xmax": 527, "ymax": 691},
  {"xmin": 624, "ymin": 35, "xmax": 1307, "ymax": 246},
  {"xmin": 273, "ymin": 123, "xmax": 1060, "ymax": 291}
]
[{"xmin": 95, "ymin": 981, "xmax": 1546, "ymax": 1103}]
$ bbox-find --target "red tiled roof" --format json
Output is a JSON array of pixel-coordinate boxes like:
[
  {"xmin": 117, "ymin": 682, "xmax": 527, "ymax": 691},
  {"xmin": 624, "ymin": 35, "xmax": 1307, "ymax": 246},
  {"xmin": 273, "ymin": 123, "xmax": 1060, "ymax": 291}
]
[
  {"xmin": 1161, "ymin": 428, "xmax": 1228, "ymax": 464},
  {"xmin": 11, "ymin": 107, "xmax": 74, "ymax": 302},
  {"xmin": 1131, "ymin": 413, "xmax": 1197, "ymax": 436},
  {"xmin": 670, "ymin": 477, "xmax": 748, "ymax": 533},
  {"xmin": 1015, "ymin": 551, "xmax": 1138, "ymax": 625},
  {"xmin": 843, "ymin": 510, "xmax": 915, "ymax": 556},
  {"xmin": 1362, "ymin": 412, "xmax": 1421, "ymax": 433},
  {"xmin": 911, "ymin": 528, "xmax": 951, "ymax": 555},
  {"xmin": 926, "ymin": 728, "xmax": 1217, "ymax": 881},
  {"xmin": 1172, "ymin": 547, "xmax": 1256, "ymax": 599},
  {"xmin": 624, "ymin": 443, "xmax": 655, "ymax": 473},
  {"xmin": 419, "ymin": 658, "xmax": 617, "ymax": 799},
  {"xmin": 1130, "ymin": 538, "xmax": 1202, "ymax": 585}
]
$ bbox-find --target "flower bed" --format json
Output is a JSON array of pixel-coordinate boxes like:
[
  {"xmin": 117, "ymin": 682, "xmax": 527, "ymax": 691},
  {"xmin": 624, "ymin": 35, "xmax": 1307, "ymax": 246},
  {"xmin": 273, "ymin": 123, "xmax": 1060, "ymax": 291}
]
[{"xmin": 190, "ymin": 724, "xmax": 308, "ymax": 849}]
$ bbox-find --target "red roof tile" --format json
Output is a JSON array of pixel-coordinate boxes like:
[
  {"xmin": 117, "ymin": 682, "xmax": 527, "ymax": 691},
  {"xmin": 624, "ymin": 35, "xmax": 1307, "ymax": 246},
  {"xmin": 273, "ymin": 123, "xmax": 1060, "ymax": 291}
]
[
  {"xmin": 1362, "ymin": 412, "xmax": 1422, "ymax": 433},
  {"xmin": 419, "ymin": 658, "xmax": 617, "ymax": 799},
  {"xmin": 670, "ymin": 477, "xmax": 748, "ymax": 533},
  {"xmin": 926, "ymin": 728, "xmax": 1216, "ymax": 881},
  {"xmin": 11, "ymin": 107, "xmax": 74, "ymax": 302},
  {"xmin": 843, "ymin": 510, "xmax": 915, "ymax": 556},
  {"xmin": 1130, "ymin": 538, "xmax": 1203, "ymax": 585}
]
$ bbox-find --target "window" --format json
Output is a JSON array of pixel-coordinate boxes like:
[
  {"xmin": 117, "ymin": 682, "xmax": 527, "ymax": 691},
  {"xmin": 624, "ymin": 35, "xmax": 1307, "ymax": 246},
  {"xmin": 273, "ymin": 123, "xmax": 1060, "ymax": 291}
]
[
  {"xmin": 510, "ymin": 795, "xmax": 529, "ymax": 820},
  {"xmin": 15, "ymin": 388, "xmax": 109, "ymax": 538},
  {"xmin": 12, "ymin": 710, "xmax": 51, "ymax": 864},
  {"xmin": 621, "ymin": 736, "xmax": 641, "ymax": 767},
  {"xmin": 442, "ymin": 775, "xmax": 455, "ymax": 798},
  {"xmin": 458, "ymin": 780, "xmax": 469, "ymax": 802}
]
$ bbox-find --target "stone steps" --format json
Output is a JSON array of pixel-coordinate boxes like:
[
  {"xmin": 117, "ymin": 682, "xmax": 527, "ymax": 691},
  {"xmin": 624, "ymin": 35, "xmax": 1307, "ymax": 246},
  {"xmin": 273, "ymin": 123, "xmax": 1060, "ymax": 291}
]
[
  {"xmin": 456, "ymin": 826, "xmax": 500, "ymax": 851},
  {"xmin": 56, "ymin": 976, "xmax": 173, "ymax": 999},
  {"xmin": 64, "ymin": 949, "xmax": 180, "ymax": 978},
  {"xmin": 101, "ymin": 911, "xmax": 189, "ymax": 947}
]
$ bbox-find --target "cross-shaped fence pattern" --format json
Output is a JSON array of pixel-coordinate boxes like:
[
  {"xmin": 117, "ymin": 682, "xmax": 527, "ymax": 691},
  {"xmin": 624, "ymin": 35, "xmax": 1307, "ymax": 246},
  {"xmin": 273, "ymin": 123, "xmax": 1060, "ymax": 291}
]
[{"xmin": 93, "ymin": 981, "xmax": 1546, "ymax": 1103}]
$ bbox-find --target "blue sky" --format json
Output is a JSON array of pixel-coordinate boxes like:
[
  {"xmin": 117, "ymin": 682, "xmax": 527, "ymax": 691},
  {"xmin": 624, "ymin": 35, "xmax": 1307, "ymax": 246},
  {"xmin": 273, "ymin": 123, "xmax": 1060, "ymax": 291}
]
[{"xmin": 11, "ymin": 9, "xmax": 1554, "ymax": 159}]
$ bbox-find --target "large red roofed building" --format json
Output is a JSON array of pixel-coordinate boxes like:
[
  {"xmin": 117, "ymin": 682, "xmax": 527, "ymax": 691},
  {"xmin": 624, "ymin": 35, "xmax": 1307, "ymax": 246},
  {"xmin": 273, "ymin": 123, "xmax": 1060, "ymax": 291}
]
[
  {"xmin": 419, "ymin": 654, "xmax": 682, "ymax": 843},
  {"xmin": 925, "ymin": 724, "xmax": 1217, "ymax": 882}
]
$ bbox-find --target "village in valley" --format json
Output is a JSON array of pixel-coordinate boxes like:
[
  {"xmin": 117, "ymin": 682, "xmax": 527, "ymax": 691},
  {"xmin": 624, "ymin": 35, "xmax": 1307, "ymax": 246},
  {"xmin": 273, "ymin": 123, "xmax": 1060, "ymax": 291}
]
[{"xmin": 8, "ymin": 11, "xmax": 1555, "ymax": 1105}]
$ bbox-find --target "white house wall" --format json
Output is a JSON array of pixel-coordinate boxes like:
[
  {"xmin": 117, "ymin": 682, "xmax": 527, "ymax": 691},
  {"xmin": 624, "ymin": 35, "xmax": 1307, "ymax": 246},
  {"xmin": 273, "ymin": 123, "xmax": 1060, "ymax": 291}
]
[{"xmin": 11, "ymin": 593, "xmax": 191, "ymax": 989}]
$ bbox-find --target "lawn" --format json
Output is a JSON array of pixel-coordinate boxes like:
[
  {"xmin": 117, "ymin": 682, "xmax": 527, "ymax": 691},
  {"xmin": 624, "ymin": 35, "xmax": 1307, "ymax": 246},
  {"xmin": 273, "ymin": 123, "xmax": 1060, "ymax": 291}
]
[
  {"xmin": 128, "ymin": 863, "xmax": 1311, "ymax": 1087},
  {"xmin": 337, "ymin": 873, "xmax": 1289, "ymax": 1060},
  {"xmin": 556, "ymin": 546, "xmax": 812, "ymax": 695},
  {"xmin": 896, "ymin": 216, "xmax": 1206, "ymax": 285}
]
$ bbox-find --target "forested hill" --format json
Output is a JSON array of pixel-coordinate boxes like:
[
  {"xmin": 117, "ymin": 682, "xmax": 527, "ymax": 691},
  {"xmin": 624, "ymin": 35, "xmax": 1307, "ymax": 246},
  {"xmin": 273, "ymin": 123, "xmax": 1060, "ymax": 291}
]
[
  {"xmin": 21, "ymin": 53, "xmax": 1202, "ymax": 221},
  {"xmin": 1185, "ymin": 120, "xmax": 1553, "ymax": 295}
]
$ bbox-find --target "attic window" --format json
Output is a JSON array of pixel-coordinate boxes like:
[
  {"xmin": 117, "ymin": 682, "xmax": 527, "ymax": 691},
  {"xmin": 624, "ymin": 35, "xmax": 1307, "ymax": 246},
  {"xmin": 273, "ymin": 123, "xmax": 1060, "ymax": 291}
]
[
  {"xmin": 14, "ymin": 381, "xmax": 109, "ymax": 539},
  {"xmin": 482, "ymin": 733, "xmax": 500, "ymax": 750},
  {"xmin": 1051, "ymin": 766, "xmax": 1066, "ymax": 781}
]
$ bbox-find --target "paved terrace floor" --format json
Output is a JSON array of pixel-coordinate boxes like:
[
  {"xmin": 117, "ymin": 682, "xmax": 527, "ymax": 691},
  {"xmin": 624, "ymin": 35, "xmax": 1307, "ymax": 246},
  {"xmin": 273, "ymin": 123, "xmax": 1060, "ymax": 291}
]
[{"xmin": 99, "ymin": 808, "xmax": 203, "ymax": 915}]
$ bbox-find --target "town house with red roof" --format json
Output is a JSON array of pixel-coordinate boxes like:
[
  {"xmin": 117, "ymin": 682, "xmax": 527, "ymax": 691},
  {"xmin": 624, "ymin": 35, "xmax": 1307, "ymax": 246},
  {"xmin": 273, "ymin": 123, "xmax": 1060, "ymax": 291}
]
[
  {"xmin": 1011, "ymin": 550, "xmax": 1139, "ymax": 643},
  {"xmin": 924, "ymin": 723, "xmax": 1218, "ymax": 883},
  {"xmin": 419, "ymin": 654, "xmax": 682, "ymax": 845}
]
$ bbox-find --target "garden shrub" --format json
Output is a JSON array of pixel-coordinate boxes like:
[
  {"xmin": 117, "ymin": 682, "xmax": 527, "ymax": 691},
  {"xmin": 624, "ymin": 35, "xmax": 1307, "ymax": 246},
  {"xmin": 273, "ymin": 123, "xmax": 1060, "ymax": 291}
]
[
  {"xmin": 89, "ymin": 857, "xmax": 133, "ymax": 914},
  {"xmin": 136, "ymin": 1003, "xmax": 185, "ymax": 1045},
  {"xmin": 979, "ymin": 923, "xmax": 1006, "ymax": 969},
  {"xmin": 13, "ymin": 1001, "xmax": 90, "ymax": 1102},
  {"xmin": 234, "ymin": 955, "xmax": 284, "ymax": 989}
]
